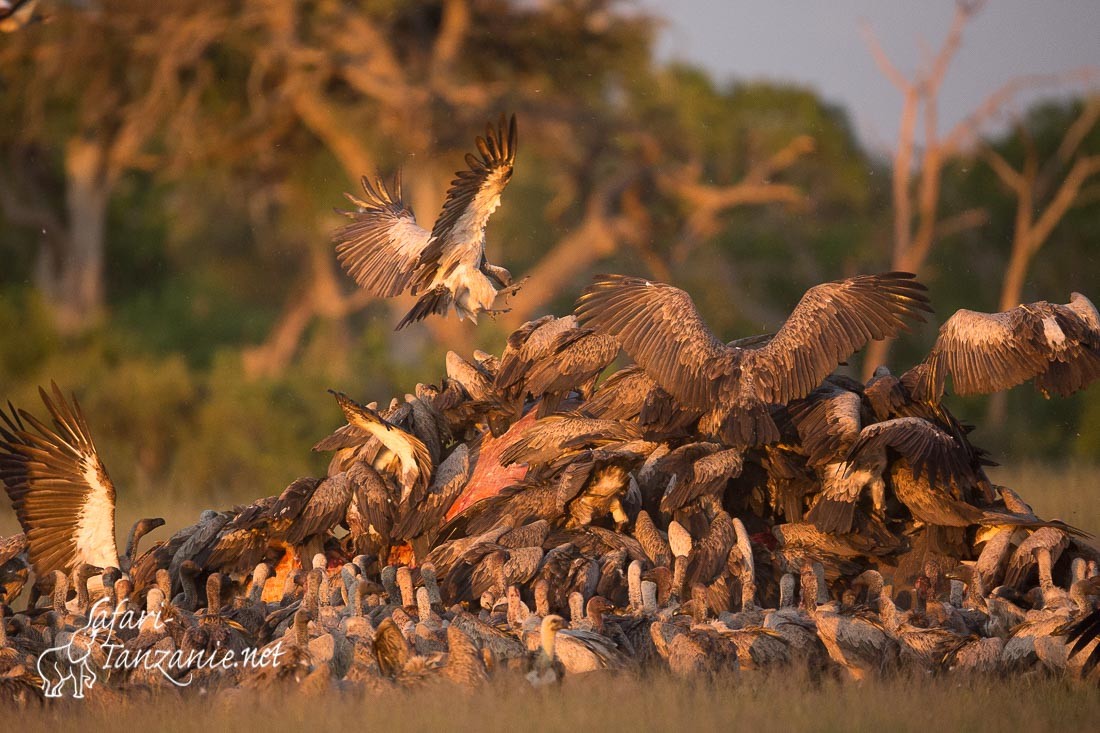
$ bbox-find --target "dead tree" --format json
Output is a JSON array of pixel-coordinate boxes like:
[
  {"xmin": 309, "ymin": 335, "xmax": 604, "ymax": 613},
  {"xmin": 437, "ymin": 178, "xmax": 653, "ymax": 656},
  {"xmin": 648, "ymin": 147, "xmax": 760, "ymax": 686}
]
[
  {"xmin": 981, "ymin": 98, "xmax": 1100, "ymax": 421},
  {"xmin": 858, "ymin": 0, "xmax": 1093, "ymax": 377}
]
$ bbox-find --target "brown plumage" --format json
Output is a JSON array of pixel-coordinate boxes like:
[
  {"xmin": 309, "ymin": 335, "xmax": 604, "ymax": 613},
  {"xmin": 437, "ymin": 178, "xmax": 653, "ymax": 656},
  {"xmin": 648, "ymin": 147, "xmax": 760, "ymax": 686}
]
[
  {"xmin": 908, "ymin": 292, "xmax": 1100, "ymax": 402},
  {"xmin": 328, "ymin": 390, "xmax": 433, "ymax": 504},
  {"xmin": 1064, "ymin": 605, "xmax": 1100, "ymax": 676},
  {"xmin": 0, "ymin": 383, "xmax": 120, "ymax": 578},
  {"xmin": 0, "ymin": 532, "xmax": 25, "ymax": 568},
  {"xmin": 442, "ymin": 624, "xmax": 489, "ymax": 687},
  {"xmin": 344, "ymin": 460, "xmax": 396, "ymax": 555},
  {"xmin": 333, "ymin": 115, "xmax": 520, "ymax": 329},
  {"xmin": 575, "ymin": 272, "xmax": 931, "ymax": 447},
  {"xmin": 372, "ymin": 617, "xmax": 412, "ymax": 679},
  {"xmin": 281, "ymin": 473, "xmax": 354, "ymax": 546},
  {"xmin": 202, "ymin": 496, "xmax": 278, "ymax": 573},
  {"xmin": 632, "ymin": 510, "xmax": 672, "ymax": 568},
  {"xmin": 508, "ymin": 322, "xmax": 619, "ymax": 417},
  {"xmin": 789, "ymin": 383, "xmax": 864, "ymax": 468},
  {"xmin": 582, "ymin": 366, "xmax": 655, "ymax": 421},
  {"xmin": 499, "ymin": 414, "xmax": 644, "ymax": 468},
  {"xmin": 685, "ymin": 510, "xmax": 736, "ymax": 589},
  {"xmin": 656, "ymin": 443, "xmax": 743, "ymax": 513},
  {"xmin": 0, "ymin": 532, "xmax": 28, "ymax": 604},
  {"xmin": 392, "ymin": 445, "xmax": 470, "ymax": 545},
  {"xmin": 807, "ymin": 417, "xmax": 975, "ymax": 535}
]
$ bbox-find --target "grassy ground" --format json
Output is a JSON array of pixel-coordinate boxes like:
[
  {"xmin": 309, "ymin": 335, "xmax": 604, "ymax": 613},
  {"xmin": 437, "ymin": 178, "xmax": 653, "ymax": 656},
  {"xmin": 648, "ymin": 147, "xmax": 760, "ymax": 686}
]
[
  {"xmin": 986, "ymin": 461, "xmax": 1100, "ymax": 533},
  {"xmin": 13, "ymin": 672, "xmax": 1100, "ymax": 733}
]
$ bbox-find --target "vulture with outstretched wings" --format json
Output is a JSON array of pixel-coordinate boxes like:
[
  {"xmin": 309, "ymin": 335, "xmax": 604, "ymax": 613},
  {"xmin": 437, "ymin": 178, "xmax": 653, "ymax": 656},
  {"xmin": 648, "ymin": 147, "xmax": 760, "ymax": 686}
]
[
  {"xmin": 333, "ymin": 114, "xmax": 523, "ymax": 329},
  {"xmin": 575, "ymin": 272, "xmax": 932, "ymax": 447},
  {"xmin": 0, "ymin": 383, "xmax": 120, "ymax": 579},
  {"xmin": 906, "ymin": 292, "xmax": 1100, "ymax": 402}
]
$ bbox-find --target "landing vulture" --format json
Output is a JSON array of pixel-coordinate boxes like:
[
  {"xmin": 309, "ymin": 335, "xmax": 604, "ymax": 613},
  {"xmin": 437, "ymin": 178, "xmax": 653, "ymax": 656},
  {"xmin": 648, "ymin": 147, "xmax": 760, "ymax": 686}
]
[
  {"xmin": 907, "ymin": 292, "xmax": 1100, "ymax": 402},
  {"xmin": 333, "ymin": 114, "xmax": 522, "ymax": 329},
  {"xmin": 0, "ymin": 383, "xmax": 120, "ymax": 578}
]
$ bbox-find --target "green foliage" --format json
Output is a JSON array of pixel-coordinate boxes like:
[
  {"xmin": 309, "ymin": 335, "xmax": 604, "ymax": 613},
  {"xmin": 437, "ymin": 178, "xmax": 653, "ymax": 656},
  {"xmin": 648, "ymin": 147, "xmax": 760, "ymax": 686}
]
[
  {"xmin": 168, "ymin": 355, "xmax": 332, "ymax": 505},
  {"xmin": 0, "ymin": 288, "xmax": 55, "ymax": 381}
]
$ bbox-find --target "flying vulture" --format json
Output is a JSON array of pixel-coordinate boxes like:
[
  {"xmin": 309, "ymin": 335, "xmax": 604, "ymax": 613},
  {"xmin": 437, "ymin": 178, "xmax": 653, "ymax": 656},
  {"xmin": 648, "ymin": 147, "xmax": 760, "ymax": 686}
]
[
  {"xmin": 333, "ymin": 114, "xmax": 522, "ymax": 329},
  {"xmin": 905, "ymin": 292, "xmax": 1100, "ymax": 402},
  {"xmin": 0, "ymin": 383, "xmax": 120, "ymax": 579}
]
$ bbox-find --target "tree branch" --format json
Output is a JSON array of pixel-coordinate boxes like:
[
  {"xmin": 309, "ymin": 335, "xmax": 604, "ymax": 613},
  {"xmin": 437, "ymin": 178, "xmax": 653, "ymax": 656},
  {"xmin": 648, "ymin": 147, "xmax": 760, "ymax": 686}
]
[
  {"xmin": 859, "ymin": 21, "xmax": 913, "ymax": 93},
  {"xmin": 1028, "ymin": 155, "xmax": 1100, "ymax": 253}
]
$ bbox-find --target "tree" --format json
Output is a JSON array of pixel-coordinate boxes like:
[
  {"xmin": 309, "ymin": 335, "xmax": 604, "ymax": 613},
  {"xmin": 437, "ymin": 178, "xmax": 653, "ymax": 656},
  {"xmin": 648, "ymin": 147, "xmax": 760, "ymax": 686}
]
[
  {"xmin": 978, "ymin": 98, "xmax": 1100, "ymax": 422},
  {"xmin": 222, "ymin": 1, "xmax": 821, "ymax": 375},
  {"xmin": 0, "ymin": 0, "xmax": 228, "ymax": 333},
  {"xmin": 858, "ymin": 0, "xmax": 1094, "ymax": 377}
]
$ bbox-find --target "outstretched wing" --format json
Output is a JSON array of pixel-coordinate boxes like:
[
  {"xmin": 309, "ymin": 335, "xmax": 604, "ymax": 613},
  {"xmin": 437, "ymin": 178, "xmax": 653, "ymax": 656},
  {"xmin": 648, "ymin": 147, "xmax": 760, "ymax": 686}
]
[
  {"xmin": 847, "ymin": 417, "xmax": 973, "ymax": 488},
  {"xmin": 911, "ymin": 307, "xmax": 1049, "ymax": 401},
  {"xmin": 1034, "ymin": 293, "xmax": 1100, "ymax": 398},
  {"xmin": 412, "ymin": 113, "xmax": 517, "ymax": 292},
  {"xmin": 574, "ymin": 274, "xmax": 730, "ymax": 410},
  {"xmin": 575, "ymin": 272, "xmax": 930, "ymax": 411},
  {"xmin": 0, "ymin": 383, "xmax": 119, "ymax": 577},
  {"xmin": 744, "ymin": 272, "xmax": 932, "ymax": 404},
  {"xmin": 333, "ymin": 173, "xmax": 430, "ymax": 297}
]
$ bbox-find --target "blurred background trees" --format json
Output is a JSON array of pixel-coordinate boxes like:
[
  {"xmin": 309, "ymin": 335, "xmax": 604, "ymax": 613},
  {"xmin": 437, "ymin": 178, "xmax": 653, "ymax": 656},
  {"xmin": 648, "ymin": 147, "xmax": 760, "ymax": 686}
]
[{"xmin": 0, "ymin": 0, "xmax": 1097, "ymax": 508}]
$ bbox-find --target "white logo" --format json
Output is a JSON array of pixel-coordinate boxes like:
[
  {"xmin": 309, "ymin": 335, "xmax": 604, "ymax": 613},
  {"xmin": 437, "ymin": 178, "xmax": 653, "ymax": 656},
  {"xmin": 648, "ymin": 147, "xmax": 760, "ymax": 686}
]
[{"xmin": 38, "ymin": 596, "xmax": 285, "ymax": 698}]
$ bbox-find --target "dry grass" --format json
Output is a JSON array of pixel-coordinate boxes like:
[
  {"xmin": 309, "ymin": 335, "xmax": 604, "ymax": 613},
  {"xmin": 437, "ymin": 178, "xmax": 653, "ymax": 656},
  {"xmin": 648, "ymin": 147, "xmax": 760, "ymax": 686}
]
[
  {"xmin": 12, "ymin": 672, "xmax": 1100, "ymax": 733},
  {"xmin": 987, "ymin": 461, "xmax": 1100, "ymax": 534}
]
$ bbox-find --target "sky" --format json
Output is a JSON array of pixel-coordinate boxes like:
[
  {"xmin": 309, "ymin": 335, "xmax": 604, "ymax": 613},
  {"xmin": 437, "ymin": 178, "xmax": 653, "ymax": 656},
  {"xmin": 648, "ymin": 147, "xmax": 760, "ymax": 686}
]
[{"xmin": 637, "ymin": 0, "xmax": 1100, "ymax": 154}]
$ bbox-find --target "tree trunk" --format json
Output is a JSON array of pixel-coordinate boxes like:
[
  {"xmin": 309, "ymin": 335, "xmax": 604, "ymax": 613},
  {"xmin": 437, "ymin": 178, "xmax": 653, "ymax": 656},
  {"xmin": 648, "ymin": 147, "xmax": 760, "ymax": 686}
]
[
  {"xmin": 987, "ymin": 235, "xmax": 1035, "ymax": 425},
  {"xmin": 36, "ymin": 139, "xmax": 110, "ymax": 334}
]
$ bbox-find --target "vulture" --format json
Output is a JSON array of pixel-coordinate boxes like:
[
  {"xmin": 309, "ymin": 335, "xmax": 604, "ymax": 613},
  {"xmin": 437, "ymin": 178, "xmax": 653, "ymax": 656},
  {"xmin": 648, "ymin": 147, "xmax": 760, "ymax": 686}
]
[
  {"xmin": 906, "ymin": 292, "xmax": 1100, "ymax": 402},
  {"xmin": 327, "ymin": 390, "xmax": 433, "ymax": 505},
  {"xmin": 575, "ymin": 272, "xmax": 932, "ymax": 448},
  {"xmin": 0, "ymin": 383, "xmax": 120, "ymax": 579},
  {"xmin": 333, "ymin": 114, "xmax": 523, "ymax": 329},
  {"xmin": 805, "ymin": 416, "xmax": 975, "ymax": 535}
]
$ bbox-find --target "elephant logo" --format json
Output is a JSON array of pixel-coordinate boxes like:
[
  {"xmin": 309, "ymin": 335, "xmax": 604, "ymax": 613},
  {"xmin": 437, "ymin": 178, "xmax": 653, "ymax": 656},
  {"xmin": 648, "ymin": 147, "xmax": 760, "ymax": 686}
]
[{"xmin": 36, "ymin": 632, "xmax": 99, "ymax": 699}]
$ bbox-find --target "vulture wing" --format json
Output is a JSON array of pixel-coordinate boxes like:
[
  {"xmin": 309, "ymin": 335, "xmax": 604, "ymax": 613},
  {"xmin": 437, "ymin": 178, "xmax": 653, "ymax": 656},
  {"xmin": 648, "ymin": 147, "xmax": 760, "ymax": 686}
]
[
  {"xmin": 847, "ymin": 417, "xmax": 973, "ymax": 489},
  {"xmin": 743, "ymin": 272, "xmax": 932, "ymax": 405},
  {"xmin": 911, "ymin": 307, "xmax": 1049, "ymax": 401},
  {"xmin": 0, "ymin": 383, "xmax": 119, "ymax": 577},
  {"xmin": 333, "ymin": 173, "xmax": 430, "ymax": 297},
  {"xmin": 412, "ymin": 114, "xmax": 517, "ymax": 293},
  {"xmin": 574, "ymin": 274, "xmax": 729, "ymax": 410}
]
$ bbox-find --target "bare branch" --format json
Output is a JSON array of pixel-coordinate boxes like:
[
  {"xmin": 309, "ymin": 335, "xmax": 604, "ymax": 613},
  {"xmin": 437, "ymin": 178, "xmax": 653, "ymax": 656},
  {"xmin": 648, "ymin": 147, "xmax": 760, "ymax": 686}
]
[
  {"xmin": 860, "ymin": 20, "xmax": 913, "ymax": 93},
  {"xmin": 744, "ymin": 135, "xmax": 816, "ymax": 183},
  {"xmin": 934, "ymin": 207, "xmax": 989, "ymax": 240},
  {"xmin": 432, "ymin": 0, "xmax": 471, "ymax": 75},
  {"xmin": 1028, "ymin": 154, "xmax": 1100, "ymax": 252},
  {"xmin": 1056, "ymin": 95, "xmax": 1100, "ymax": 164},
  {"xmin": 921, "ymin": 0, "xmax": 978, "ymax": 95},
  {"xmin": 942, "ymin": 68, "xmax": 1099, "ymax": 154},
  {"xmin": 980, "ymin": 144, "xmax": 1027, "ymax": 193}
]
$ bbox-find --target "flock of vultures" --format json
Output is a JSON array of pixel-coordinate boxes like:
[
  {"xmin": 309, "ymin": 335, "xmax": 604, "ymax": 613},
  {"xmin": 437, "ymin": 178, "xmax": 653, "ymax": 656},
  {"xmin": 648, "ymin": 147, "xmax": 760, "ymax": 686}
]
[{"xmin": 2, "ymin": 116, "xmax": 1100, "ymax": 705}]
